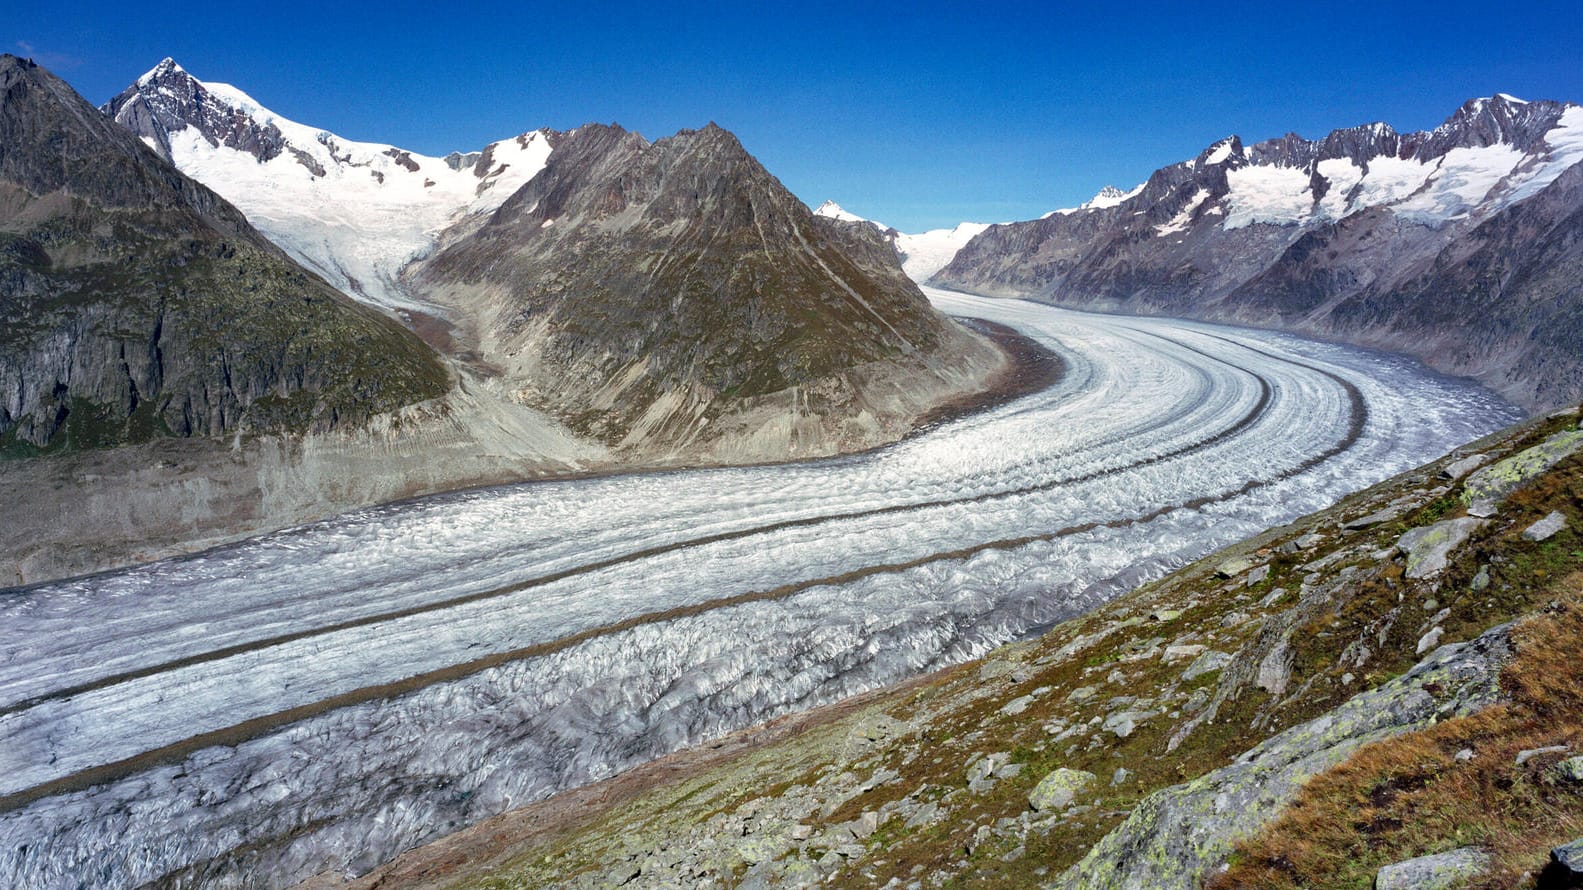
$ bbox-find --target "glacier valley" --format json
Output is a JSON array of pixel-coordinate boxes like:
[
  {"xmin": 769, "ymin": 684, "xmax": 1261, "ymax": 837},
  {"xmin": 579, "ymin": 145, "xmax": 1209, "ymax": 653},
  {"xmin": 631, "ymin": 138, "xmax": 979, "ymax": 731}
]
[{"xmin": 0, "ymin": 289, "xmax": 1520, "ymax": 888}]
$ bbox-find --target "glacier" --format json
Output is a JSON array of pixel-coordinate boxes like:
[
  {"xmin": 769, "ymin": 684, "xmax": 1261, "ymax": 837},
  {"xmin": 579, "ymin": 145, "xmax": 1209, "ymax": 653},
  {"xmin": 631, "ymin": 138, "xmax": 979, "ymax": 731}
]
[{"xmin": 0, "ymin": 290, "xmax": 1520, "ymax": 888}]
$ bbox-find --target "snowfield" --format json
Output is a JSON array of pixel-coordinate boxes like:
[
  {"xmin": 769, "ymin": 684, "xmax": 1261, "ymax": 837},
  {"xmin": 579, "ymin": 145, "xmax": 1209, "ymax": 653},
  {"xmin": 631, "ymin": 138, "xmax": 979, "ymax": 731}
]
[{"xmin": 0, "ymin": 290, "xmax": 1519, "ymax": 888}]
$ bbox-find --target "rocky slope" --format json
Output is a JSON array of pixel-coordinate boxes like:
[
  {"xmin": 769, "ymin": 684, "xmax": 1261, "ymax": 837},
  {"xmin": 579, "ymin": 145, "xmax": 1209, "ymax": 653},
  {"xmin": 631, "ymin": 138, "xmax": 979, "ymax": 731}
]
[
  {"xmin": 104, "ymin": 60, "xmax": 1005, "ymax": 464},
  {"xmin": 934, "ymin": 94, "xmax": 1583, "ymax": 410},
  {"xmin": 0, "ymin": 53, "xmax": 448, "ymax": 455},
  {"xmin": 316, "ymin": 405, "xmax": 1583, "ymax": 889},
  {"xmin": 413, "ymin": 122, "xmax": 1003, "ymax": 460},
  {"xmin": 0, "ymin": 57, "xmax": 603, "ymax": 584}
]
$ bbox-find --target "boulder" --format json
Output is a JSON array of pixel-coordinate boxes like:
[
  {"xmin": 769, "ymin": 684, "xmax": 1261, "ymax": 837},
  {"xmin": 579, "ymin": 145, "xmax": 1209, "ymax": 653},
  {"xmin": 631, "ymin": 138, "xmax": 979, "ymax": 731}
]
[
  {"xmin": 1440, "ymin": 454, "xmax": 1489, "ymax": 481},
  {"xmin": 1028, "ymin": 768, "xmax": 1096, "ymax": 812},
  {"xmin": 1397, "ymin": 519, "xmax": 1487, "ymax": 579},
  {"xmin": 1554, "ymin": 756, "xmax": 1583, "ymax": 783},
  {"xmin": 1374, "ymin": 846, "xmax": 1490, "ymax": 889},
  {"xmin": 1181, "ymin": 650, "xmax": 1234, "ymax": 682},
  {"xmin": 1538, "ymin": 838, "xmax": 1583, "ymax": 890},
  {"xmin": 1523, "ymin": 511, "xmax": 1569, "ymax": 542},
  {"xmin": 1463, "ymin": 428, "xmax": 1583, "ymax": 515}
]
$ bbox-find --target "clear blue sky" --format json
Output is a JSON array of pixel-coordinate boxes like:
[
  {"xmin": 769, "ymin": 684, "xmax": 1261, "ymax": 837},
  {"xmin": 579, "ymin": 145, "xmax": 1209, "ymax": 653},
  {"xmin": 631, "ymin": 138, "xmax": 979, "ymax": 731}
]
[{"xmin": 13, "ymin": 1, "xmax": 1583, "ymax": 231}]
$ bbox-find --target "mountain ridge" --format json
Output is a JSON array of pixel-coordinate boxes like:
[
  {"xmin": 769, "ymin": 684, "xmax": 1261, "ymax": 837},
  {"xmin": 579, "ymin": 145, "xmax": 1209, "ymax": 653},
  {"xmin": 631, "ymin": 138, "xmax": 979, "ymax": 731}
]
[{"xmin": 933, "ymin": 93, "xmax": 1583, "ymax": 410}]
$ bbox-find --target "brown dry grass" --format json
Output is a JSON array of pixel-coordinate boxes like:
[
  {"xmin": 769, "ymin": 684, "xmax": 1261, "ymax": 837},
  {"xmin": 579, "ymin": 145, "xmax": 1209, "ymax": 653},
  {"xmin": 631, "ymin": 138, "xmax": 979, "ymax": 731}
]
[{"xmin": 1209, "ymin": 584, "xmax": 1583, "ymax": 889}]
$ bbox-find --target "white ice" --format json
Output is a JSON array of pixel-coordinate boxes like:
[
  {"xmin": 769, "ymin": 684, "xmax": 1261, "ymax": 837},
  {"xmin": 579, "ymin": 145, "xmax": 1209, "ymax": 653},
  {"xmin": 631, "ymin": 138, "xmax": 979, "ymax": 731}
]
[{"xmin": 0, "ymin": 291, "xmax": 1519, "ymax": 889}]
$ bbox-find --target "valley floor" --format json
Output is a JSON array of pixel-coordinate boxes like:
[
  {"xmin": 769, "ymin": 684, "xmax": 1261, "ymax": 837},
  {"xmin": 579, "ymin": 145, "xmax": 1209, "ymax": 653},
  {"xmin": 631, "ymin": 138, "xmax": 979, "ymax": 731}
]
[
  {"xmin": 0, "ymin": 292, "xmax": 1518, "ymax": 889},
  {"xmin": 327, "ymin": 407, "xmax": 1583, "ymax": 890}
]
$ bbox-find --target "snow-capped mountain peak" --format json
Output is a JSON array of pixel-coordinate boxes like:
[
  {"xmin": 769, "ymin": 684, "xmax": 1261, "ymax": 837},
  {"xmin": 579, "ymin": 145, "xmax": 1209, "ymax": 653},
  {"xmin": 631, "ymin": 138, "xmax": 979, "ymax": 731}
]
[
  {"xmin": 813, "ymin": 200, "xmax": 870, "ymax": 223},
  {"xmin": 811, "ymin": 199, "xmax": 988, "ymax": 283},
  {"xmin": 104, "ymin": 61, "xmax": 560, "ymax": 312}
]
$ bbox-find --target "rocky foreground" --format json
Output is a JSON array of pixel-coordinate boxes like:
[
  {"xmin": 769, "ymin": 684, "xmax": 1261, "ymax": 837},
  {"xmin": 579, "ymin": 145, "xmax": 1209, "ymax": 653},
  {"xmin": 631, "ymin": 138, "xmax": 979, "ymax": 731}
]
[{"xmin": 315, "ymin": 406, "xmax": 1583, "ymax": 889}]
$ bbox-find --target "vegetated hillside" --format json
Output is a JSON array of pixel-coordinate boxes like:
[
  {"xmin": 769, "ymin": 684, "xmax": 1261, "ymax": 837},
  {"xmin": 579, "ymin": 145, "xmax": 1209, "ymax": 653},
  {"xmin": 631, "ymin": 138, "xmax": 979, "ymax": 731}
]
[
  {"xmin": 412, "ymin": 122, "xmax": 1004, "ymax": 460},
  {"xmin": 934, "ymin": 94, "xmax": 1583, "ymax": 410},
  {"xmin": 326, "ymin": 405, "xmax": 1583, "ymax": 890},
  {"xmin": 0, "ymin": 54, "xmax": 448, "ymax": 456}
]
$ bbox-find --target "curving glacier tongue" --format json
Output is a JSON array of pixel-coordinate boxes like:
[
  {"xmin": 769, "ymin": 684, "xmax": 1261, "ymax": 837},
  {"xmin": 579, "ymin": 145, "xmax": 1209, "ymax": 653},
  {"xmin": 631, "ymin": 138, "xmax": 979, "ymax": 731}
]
[{"xmin": 0, "ymin": 290, "xmax": 1520, "ymax": 888}]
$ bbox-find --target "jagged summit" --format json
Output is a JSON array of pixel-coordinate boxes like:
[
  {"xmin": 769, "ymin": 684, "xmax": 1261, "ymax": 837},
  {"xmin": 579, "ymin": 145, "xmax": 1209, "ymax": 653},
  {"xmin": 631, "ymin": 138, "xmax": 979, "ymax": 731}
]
[
  {"xmin": 104, "ymin": 59, "xmax": 561, "ymax": 311},
  {"xmin": 935, "ymin": 92, "xmax": 1583, "ymax": 410}
]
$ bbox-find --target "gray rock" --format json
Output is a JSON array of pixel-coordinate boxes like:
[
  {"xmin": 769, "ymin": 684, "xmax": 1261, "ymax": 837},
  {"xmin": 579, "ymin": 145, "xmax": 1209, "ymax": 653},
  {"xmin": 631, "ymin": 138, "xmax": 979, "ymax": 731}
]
[
  {"xmin": 1259, "ymin": 587, "xmax": 1289, "ymax": 608},
  {"xmin": 1464, "ymin": 429, "xmax": 1583, "ymax": 513},
  {"xmin": 1163, "ymin": 644, "xmax": 1206, "ymax": 663},
  {"xmin": 1068, "ymin": 686, "xmax": 1098, "ymax": 703},
  {"xmin": 1541, "ymin": 838, "xmax": 1583, "ymax": 888},
  {"xmin": 1416, "ymin": 626, "xmax": 1445, "ymax": 655},
  {"xmin": 1245, "ymin": 564, "xmax": 1271, "ymax": 587},
  {"xmin": 1001, "ymin": 694, "xmax": 1036, "ymax": 716},
  {"xmin": 1103, "ymin": 710, "xmax": 1159, "ymax": 739},
  {"xmin": 966, "ymin": 752, "xmax": 1008, "ymax": 783},
  {"xmin": 1181, "ymin": 650, "xmax": 1234, "ymax": 682},
  {"xmin": 1454, "ymin": 748, "xmax": 1475, "ymax": 762},
  {"xmin": 1345, "ymin": 505, "xmax": 1408, "ymax": 529},
  {"xmin": 1215, "ymin": 557, "xmax": 1255, "ymax": 579},
  {"xmin": 1397, "ymin": 518, "xmax": 1487, "ymax": 579},
  {"xmin": 1028, "ymin": 768, "xmax": 1096, "ymax": 812},
  {"xmin": 1516, "ymin": 744, "xmax": 1571, "ymax": 766},
  {"xmin": 1440, "ymin": 453, "xmax": 1489, "ymax": 481},
  {"xmin": 1554, "ymin": 756, "xmax": 1583, "ymax": 783},
  {"xmin": 1374, "ymin": 846, "xmax": 1490, "ymax": 889},
  {"xmin": 1051, "ymin": 624, "xmax": 1512, "ymax": 890},
  {"xmin": 903, "ymin": 802, "xmax": 941, "ymax": 829},
  {"xmin": 1257, "ymin": 640, "xmax": 1293, "ymax": 696},
  {"xmin": 1523, "ymin": 511, "xmax": 1569, "ymax": 542}
]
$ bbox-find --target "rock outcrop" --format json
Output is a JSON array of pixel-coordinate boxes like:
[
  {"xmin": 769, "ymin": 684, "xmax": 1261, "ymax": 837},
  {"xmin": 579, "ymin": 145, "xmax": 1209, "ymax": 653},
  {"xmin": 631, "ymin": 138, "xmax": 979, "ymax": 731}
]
[
  {"xmin": 1053, "ymin": 625, "xmax": 1511, "ymax": 890},
  {"xmin": 0, "ymin": 54, "xmax": 448, "ymax": 455}
]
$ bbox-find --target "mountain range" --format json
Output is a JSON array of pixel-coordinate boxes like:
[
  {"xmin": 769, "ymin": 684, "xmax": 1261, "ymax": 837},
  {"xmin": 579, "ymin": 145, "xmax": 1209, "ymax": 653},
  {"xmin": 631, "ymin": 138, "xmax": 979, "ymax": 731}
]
[
  {"xmin": 0, "ymin": 55, "xmax": 1003, "ymax": 583},
  {"xmin": 932, "ymin": 93, "xmax": 1583, "ymax": 410}
]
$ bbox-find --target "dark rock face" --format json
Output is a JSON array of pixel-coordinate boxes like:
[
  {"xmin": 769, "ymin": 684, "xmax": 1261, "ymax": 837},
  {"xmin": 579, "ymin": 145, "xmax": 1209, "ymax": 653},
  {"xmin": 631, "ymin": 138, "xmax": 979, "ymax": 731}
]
[
  {"xmin": 935, "ymin": 94, "xmax": 1583, "ymax": 409},
  {"xmin": 0, "ymin": 55, "xmax": 448, "ymax": 454},
  {"xmin": 416, "ymin": 122, "xmax": 981, "ymax": 448},
  {"xmin": 102, "ymin": 58, "xmax": 289, "ymax": 166}
]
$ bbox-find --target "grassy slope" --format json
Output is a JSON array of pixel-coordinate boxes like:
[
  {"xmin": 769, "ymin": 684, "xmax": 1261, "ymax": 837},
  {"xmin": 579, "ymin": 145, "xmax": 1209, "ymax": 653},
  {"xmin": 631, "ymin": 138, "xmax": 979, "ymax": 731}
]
[{"xmin": 335, "ymin": 408, "xmax": 1583, "ymax": 890}]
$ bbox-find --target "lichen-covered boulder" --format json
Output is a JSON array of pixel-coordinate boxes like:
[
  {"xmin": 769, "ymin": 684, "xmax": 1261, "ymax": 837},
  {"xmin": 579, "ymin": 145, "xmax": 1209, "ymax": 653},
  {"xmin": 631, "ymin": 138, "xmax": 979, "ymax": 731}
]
[
  {"xmin": 1375, "ymin": 846, "xmax": 1490, "ymax": 889},
  {"xmin": 1463, "ymin": 427, "xmax": 1583, "ymax": 514},
  {"xmin": 1397, "ymin": 518, "xmax": 1487, "ymax": 579},
  {"xmin": 1028, "ymin": 768, "xmax": 1096, "ymax": 812},
  {"xmin": 1540, "ymin": 838, "xmax": 1583, "ymax": 889}
]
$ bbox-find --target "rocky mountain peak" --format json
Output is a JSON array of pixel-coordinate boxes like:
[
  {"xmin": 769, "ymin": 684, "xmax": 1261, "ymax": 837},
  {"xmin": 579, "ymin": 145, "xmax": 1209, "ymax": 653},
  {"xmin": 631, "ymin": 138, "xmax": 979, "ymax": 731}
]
[
  {"xmin": 415, "ymin": 120, "xmax": 994, "ymax": 452},
  {"xmin": 1416, "ymin": 92, "xmax": 1569, "ymax": 158},
  {"xmin": 104, "ymin": 58, "xmax": 288, "ymax": 165}
]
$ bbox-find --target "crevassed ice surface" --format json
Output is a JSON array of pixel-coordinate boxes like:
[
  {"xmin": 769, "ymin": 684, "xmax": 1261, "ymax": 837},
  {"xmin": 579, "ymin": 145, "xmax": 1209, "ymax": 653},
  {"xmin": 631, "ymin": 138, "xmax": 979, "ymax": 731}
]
[{"xmin": 0, "ymin": 290, "xmax": 1521, "ymax": 888}]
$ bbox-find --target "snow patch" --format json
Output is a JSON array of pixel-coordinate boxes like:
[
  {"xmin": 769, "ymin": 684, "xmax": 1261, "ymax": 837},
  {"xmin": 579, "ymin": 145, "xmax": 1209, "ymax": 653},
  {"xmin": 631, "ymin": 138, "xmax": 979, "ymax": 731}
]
[
  {"xmin": 1201, "ymin": 138, "xmax": 1235, "ymax": 167},
  {"xmin": 813, "ymin": 200, "xmax": 870, "ymax": 224},
  {"xmin": 150, "ymin": 74, "xmax": 554, "ymax": 313},
  {"xmin": 1155, "ymin": 189, "xmax": 1211, "ymax": 236},
  {"xmin": 1222, "ymin": 165, "xmax": 1312, "ymax": 228}
]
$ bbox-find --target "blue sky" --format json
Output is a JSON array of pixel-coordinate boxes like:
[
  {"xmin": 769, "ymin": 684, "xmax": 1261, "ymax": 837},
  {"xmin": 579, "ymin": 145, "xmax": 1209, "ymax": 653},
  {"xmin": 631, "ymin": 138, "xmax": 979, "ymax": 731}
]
[{"xmin": 14, "ymin": 1, "xmax": 1583, "ymax": 231}]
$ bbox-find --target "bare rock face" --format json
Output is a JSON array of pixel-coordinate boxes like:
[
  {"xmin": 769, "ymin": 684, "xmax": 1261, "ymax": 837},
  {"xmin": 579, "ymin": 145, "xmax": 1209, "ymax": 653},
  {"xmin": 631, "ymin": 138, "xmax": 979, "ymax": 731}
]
[
  {"xmin": 934, "ymin": 93, "xmax": 1583, "ymax": 411},
  {"xmin": 0, "ymin": 55, "xmax": 448, "ymax": 455},
  {"xmin": 415, "ymin": 122, "xmax": 999, "ymax": 456},
  {"xmin": 102, "ymin": 58, "xmax": 288, "ymax": 165}
]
